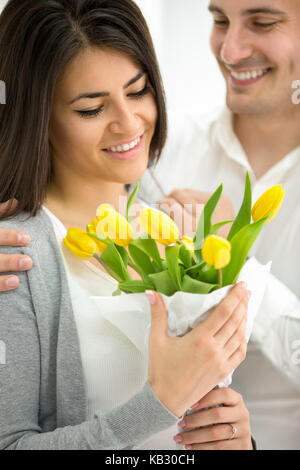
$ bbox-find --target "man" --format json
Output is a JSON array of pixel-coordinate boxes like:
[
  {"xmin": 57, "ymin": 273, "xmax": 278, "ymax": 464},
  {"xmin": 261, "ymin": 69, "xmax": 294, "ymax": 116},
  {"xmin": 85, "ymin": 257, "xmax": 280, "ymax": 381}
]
[
  {"xmin": 138, "ymin": 0, "xmax": 300, "ymax": 449},
  {"xmin": 1, "ymin": 0, "xmax": 300, "ymax": 449}
]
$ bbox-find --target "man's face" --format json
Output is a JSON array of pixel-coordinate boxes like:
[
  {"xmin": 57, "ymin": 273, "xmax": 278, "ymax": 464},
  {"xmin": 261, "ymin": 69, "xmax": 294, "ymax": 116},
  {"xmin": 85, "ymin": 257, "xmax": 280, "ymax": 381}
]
[{"xmin": 209, "ymin": 0, "xmax": 300, "ymax": 116}]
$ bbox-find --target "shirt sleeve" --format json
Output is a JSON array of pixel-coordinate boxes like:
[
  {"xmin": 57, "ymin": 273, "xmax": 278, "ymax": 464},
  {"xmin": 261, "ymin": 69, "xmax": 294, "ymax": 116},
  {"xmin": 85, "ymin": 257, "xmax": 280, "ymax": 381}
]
[
  {"xmin": 0, "ymin": 269, "xmax": 178, "ymax": 450},
  {"xmin": 250, "ymin": 262, "xmax": 300, "ymax": 390}
]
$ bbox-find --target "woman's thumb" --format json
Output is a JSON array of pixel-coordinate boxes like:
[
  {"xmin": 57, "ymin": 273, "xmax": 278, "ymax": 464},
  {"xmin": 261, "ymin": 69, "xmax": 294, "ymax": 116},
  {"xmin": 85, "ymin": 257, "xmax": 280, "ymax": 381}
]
[{"xmin": 146, "ymin": 290, "xmax": 169, "ymax": 338}]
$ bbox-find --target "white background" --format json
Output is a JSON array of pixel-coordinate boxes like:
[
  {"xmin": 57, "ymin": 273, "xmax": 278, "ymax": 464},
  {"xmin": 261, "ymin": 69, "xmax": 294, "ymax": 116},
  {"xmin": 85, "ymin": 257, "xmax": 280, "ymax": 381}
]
[{"xmin": 0, "ymin": 0, "xmax": 225, "ymax": 114}]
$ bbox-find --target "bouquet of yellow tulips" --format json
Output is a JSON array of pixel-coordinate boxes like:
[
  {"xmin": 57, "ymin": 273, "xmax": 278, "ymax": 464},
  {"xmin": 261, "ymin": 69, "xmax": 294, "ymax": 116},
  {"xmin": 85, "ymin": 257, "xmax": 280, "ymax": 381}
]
[{"xmin": 64, "ymin": 172, "xmax": 284, "ymax": 297}]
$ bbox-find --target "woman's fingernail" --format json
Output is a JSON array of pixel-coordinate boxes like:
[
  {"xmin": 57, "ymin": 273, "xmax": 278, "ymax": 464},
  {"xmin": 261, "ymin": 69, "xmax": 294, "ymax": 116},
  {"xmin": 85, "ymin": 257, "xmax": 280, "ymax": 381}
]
[
  {"xmin": 17, "ymin": 233, "xmax": 30, "ymax": 245},
  {"xmin": 146, "ymin": 290, "xmax": 157, "ymax": 305},
  {"xmin": 19, "ymin": 257, "xmax": 32, "ymax": 269},
  {"xmin": 185, "ymin": 444, "xmax": 193, "ymax": 450},
  {"xmin": 173, "ymin": 434, "xmax": 183, "ymax": 443},
  {"xmin": 178, "ymin": 419, "xmax": 186, "ymax": 429},
  {"xmin": 6, "ymin": 276, "xmax": 19, "ymax": 288},
  {"xmin": 239, "ymin": 281, "xmax": 248, "ymax": 290}
]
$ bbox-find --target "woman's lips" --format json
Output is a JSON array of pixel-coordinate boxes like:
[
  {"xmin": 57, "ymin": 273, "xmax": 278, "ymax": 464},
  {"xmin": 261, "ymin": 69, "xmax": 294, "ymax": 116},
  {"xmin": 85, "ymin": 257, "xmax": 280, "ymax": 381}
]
[{"xmin": 103, "ymin": 135, "xmax": 144, "ymax": 161}]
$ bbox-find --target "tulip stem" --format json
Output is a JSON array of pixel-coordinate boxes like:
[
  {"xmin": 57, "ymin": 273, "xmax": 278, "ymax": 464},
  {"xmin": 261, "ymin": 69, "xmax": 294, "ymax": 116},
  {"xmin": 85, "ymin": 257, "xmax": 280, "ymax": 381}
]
[
  {"xmin": 93, "ymin": 254, "xmax": 122, "ymax": 282},
  {"xmin": 218, "ymin": 269, "xmax": 223, "ymax": 287}
]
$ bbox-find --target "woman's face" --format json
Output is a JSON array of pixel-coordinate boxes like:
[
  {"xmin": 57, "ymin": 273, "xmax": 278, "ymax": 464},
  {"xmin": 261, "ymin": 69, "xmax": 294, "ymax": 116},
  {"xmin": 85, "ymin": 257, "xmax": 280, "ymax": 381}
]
[{"xmin": 49, "ymin": 47, "xmax": 157, "ymax": 186}]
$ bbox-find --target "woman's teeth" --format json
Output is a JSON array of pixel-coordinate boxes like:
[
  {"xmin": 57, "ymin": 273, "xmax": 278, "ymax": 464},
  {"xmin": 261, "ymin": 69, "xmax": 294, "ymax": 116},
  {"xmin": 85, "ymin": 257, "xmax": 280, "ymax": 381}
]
[
  {"xmin": 230, "ymin": 68, "xmax": 268, "ymax": 81},
  {"xmin": 108, "ymin": 136, "xmax": 141, "ymax": 153}
]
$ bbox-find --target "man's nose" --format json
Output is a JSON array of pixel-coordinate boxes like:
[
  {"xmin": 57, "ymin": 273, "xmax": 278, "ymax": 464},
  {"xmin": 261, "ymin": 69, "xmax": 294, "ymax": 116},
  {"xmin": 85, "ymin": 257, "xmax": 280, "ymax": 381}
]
[
  {"xmin": 220, "ymin": 27, "xmax": 254, "ymax": 66},
  {"xmin": 109, "ymin": 103, "xmax": 140, "ymax": 135}
]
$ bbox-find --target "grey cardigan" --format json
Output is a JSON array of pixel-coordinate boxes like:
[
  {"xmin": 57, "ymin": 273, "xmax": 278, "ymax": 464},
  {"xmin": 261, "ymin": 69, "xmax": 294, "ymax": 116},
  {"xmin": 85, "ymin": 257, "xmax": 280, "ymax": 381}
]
[{"xmin": 0, "ymin": 210, "xmax": 177, "ymax": 450}]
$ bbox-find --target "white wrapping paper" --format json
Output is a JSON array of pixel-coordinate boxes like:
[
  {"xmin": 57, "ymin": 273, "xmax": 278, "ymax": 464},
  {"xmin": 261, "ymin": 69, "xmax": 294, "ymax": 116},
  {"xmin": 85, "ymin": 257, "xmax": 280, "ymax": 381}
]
[{"xmin": 91, "ymin": 257, "xmax": 271, "ymax": 389}]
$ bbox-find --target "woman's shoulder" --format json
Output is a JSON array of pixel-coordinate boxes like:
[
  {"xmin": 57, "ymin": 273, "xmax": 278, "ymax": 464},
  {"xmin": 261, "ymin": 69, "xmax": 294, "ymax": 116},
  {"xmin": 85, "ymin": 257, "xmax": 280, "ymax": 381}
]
[
  {"xmin": 0, "ymin": 209, "xmax": 55, "ymax": 244},
  {"xmin": 0, "ymin": 208, "xmax": 61, "ymax": 268}
]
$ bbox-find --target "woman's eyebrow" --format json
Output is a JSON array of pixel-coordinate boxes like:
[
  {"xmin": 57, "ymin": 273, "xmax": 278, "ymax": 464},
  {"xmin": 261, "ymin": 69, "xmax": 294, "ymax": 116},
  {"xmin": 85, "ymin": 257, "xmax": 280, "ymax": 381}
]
[{"xmin": 68, "ymin": 71, "xmax": 145, "ymax": 105}]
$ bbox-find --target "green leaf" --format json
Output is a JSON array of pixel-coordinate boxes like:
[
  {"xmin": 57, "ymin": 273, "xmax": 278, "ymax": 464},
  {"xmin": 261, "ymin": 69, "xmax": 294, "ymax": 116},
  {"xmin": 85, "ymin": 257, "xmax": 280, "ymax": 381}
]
[
  {"xmin": 100, "ymin": 243, "xmax": 132, "ymax": 282},
  {"xmin": 86, "ymin": 230, "xmax": 111, "ymax": 246},
  {"xmin": 118, "ymin": 279, "xmax": 153, "ymax": 294},
  {"xmin": 130, "ymin": 237, "xmax": 163, "ymax": 270},
  {"xmin": 115, "ymin": 245, "xmax": 128, "ymax": 267},
  {"xmin": 196, "ymin": 265, "xmax": 218, "ymax": 284},
  {"xmin": 193, "ymin": 184, "xmax": 223, "ymax": 257},
  {"xmin": 126, "ymin": 182, "xmax": 139, "ymax": 223},
  {"xmin": 184, "ymin": 261, "xmax": 206, "ymax": 278},
  {"xmin": 227, "ymin": 171, "xmax": 252, "ymax": 241},
  {"xmin": 148, "ymin": 270, "xmax": 177, "ymax": 296},
  {"xmin": 128, "ymin": 243, "xmax": 156, "ymax": 275},
  {"xmin": 179, "ymin": 244, "xmax": 192, "ymax": 268},
  {"xmin": 222, "ymin": 215, "xmax": 269, "ymax": 286},
  {"xmin": 210, "ymin": 220, "xmax": 233, "ymax": 236},
  {"xmin": 112, "ymin": 288, "xmax": 122, "ymax": 296},
  {"xmin": 165, "ymin": 244, "xmax": 182, "ymax": 290},
  {"xmin": 181, "ymin": 275, "xmax": 218, "ymax": 294}
]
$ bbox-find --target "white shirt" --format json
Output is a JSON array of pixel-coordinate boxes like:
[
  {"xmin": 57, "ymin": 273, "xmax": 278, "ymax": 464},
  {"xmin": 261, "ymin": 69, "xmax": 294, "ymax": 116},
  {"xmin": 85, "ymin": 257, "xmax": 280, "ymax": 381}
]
[
  {"xmin": 139, "ymin": 107, "xmax": 300, "ymax": 450},
  {"xmin": 42, "ymin": 206, "xmax": 178, "ymax": 450}
]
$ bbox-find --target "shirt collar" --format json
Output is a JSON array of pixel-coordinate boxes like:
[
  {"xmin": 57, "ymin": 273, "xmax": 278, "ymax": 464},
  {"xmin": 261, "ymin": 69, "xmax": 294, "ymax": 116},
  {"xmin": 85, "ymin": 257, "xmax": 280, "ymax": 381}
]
[{"xmin": 211, "ymin": 106, "xmax": 300, "ymax": 183}]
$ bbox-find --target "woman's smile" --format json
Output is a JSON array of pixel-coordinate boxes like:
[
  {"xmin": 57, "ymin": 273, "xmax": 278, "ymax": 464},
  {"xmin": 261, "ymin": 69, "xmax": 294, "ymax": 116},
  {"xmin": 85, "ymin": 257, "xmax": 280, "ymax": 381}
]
[{"xmin": 103, "ymin": 134, "xmax": 144, "ymax": 161}]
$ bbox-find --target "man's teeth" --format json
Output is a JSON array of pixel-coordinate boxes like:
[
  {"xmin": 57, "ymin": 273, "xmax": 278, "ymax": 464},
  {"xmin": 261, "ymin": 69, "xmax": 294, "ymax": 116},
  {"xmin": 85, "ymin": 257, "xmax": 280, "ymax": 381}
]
[
  {"xmin": 230, "ymin": 69, "xmax": 268, "ymax": 81},
  {"xmin": 108, "ymin": 136, "xmax": 140, "ymax": 153}
]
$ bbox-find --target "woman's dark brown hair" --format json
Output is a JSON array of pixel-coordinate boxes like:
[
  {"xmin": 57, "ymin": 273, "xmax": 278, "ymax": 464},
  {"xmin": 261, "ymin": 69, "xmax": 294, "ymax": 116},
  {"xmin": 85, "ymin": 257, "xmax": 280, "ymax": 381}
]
[{"xmin": 0, "ymin": 0, "xmax": 167, "ymax": 218}]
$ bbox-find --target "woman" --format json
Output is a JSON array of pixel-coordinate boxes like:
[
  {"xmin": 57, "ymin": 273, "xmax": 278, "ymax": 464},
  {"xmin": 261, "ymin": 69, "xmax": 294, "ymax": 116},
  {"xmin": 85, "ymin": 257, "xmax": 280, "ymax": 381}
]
[{"xmin": 0, "ymin": 0, "xmax": 252, "ymax": 449}]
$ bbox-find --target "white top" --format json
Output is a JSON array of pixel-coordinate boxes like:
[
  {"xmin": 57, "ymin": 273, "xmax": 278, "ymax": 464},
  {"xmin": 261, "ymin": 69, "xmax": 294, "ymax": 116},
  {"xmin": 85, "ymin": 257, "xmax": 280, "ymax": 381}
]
[
  {"xmin": 42, "ymin": 205, "xmax": 177, "ymax": 450},
  {"xmin": 139, "ymin": 107, "xmax": 300, "ymax": 450}
]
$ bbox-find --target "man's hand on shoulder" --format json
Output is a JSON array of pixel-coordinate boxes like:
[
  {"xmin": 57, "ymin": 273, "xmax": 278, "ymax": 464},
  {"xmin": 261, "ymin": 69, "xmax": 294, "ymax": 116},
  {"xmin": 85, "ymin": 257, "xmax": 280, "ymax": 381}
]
[{"xmin": 0, "ymin": 201, "xmax": 33, "ymax": 291}]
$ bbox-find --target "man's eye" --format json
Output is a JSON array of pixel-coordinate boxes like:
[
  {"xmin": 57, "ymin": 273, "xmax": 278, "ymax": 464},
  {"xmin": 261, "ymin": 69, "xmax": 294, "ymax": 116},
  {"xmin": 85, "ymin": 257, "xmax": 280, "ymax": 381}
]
[
  {"xmin": 76, "ymin": 107, "xmax": 104, "ymax": 118},
  {"xmin": 214, "ymin": 19, "xmax": 229, "ymax": 26},
  {"xmin": 254, "ymin": 22, "xmax": 277, "ymax": 28}
]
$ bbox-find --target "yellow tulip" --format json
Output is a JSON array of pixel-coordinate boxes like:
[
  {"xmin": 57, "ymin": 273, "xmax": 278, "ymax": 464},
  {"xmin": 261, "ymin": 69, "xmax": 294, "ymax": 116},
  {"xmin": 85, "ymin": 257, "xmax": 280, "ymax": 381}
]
[
  {"xmin": 202, "ymin": 235, "xmax": 231, "ymax": 270},
  {"xmin": 87, "ymin": 218, "xmax": 109, "ymax": 252},
  {"xmin": 181, "ymin": 235, "xmax": 195, "ymax": 257},
  {"xmin": 63, "ymin": 227, "xmax": 99, "ymax": 260},
  {"xmin": 138, "ymin": 208, "xmax": 180, "ymax": 245},
  {"xmin": 96, "ymin": 204, "xmax": 134, "ymax": 247},
  {"xmin": 252, "ymin": 185, "xmax": 285, "ymax": 224}
]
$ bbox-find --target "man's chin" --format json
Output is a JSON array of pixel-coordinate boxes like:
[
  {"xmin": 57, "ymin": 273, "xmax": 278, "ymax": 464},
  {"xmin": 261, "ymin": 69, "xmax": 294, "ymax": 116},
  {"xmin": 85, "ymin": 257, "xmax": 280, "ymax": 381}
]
[{"xmin": 226, "ymin": 94, "xmax": 269, "ymax": 116}]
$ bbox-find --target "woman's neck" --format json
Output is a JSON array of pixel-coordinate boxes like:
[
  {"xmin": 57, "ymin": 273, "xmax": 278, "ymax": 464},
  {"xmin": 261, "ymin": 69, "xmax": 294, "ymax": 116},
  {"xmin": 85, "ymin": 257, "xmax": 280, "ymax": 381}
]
[{"xmin": 45, "ymin": 177, "xmax": 130, "ymax": 231}]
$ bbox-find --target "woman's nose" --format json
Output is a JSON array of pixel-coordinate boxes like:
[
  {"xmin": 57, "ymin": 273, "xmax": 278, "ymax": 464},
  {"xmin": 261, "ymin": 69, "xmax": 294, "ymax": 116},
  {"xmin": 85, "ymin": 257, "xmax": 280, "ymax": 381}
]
[
  {"xmin": 108, "ymin": 103, "xmax": 140, "ymax": 135},
  {"xmin": 220, "ymin": 27, "xmax": 254, "ymax": 66}
]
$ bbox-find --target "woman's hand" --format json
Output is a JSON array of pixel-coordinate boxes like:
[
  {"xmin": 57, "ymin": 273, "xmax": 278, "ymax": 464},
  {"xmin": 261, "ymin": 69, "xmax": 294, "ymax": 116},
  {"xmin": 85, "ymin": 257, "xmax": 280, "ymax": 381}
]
[
  {"xmin": 173, "ymin": 387, "xmax": 253, "ymax": 450},
  {"xmin": 147, "ymin": 282, "xmax": 250, "ymax": 418}
]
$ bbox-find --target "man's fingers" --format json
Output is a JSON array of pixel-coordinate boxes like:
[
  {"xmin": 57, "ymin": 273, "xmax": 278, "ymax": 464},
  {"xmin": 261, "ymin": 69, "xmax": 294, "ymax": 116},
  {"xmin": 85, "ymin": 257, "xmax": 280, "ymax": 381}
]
[
  {"xmin": 0, "ymin": 228, "xmax": 30, "ymax": 246},
  {"xmin": 0, "ymin": 254, "xmax": 33, "ymax": 273},
  {"xmin": 168, "ymin": 190, "xmax": 204, "ymax": 219},
  {"xmin": 0, "ymin": 275, "xmax": 20, "ymax": 291},
  {"xmin": 191, "ymin": 387, "xmax": 240, "ymax": 412}
]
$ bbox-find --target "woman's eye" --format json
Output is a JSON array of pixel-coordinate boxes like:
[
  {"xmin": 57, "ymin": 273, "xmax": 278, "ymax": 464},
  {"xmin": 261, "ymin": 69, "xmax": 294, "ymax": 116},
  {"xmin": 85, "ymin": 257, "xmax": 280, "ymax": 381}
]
[
  {"xmin": 128, "ymin": 85, "xmax": 150, "ymax": 99},
  {"xmin": 76, "ymin": 107, "xmax": 104, "ymax": 118}
]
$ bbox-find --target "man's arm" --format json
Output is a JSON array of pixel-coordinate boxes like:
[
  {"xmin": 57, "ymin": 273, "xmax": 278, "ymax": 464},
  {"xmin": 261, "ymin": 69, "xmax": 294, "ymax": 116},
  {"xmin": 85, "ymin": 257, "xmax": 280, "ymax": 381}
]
[{"xmin": 0, "ymin": 228, "xmax": 32, "ymax": 291}]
